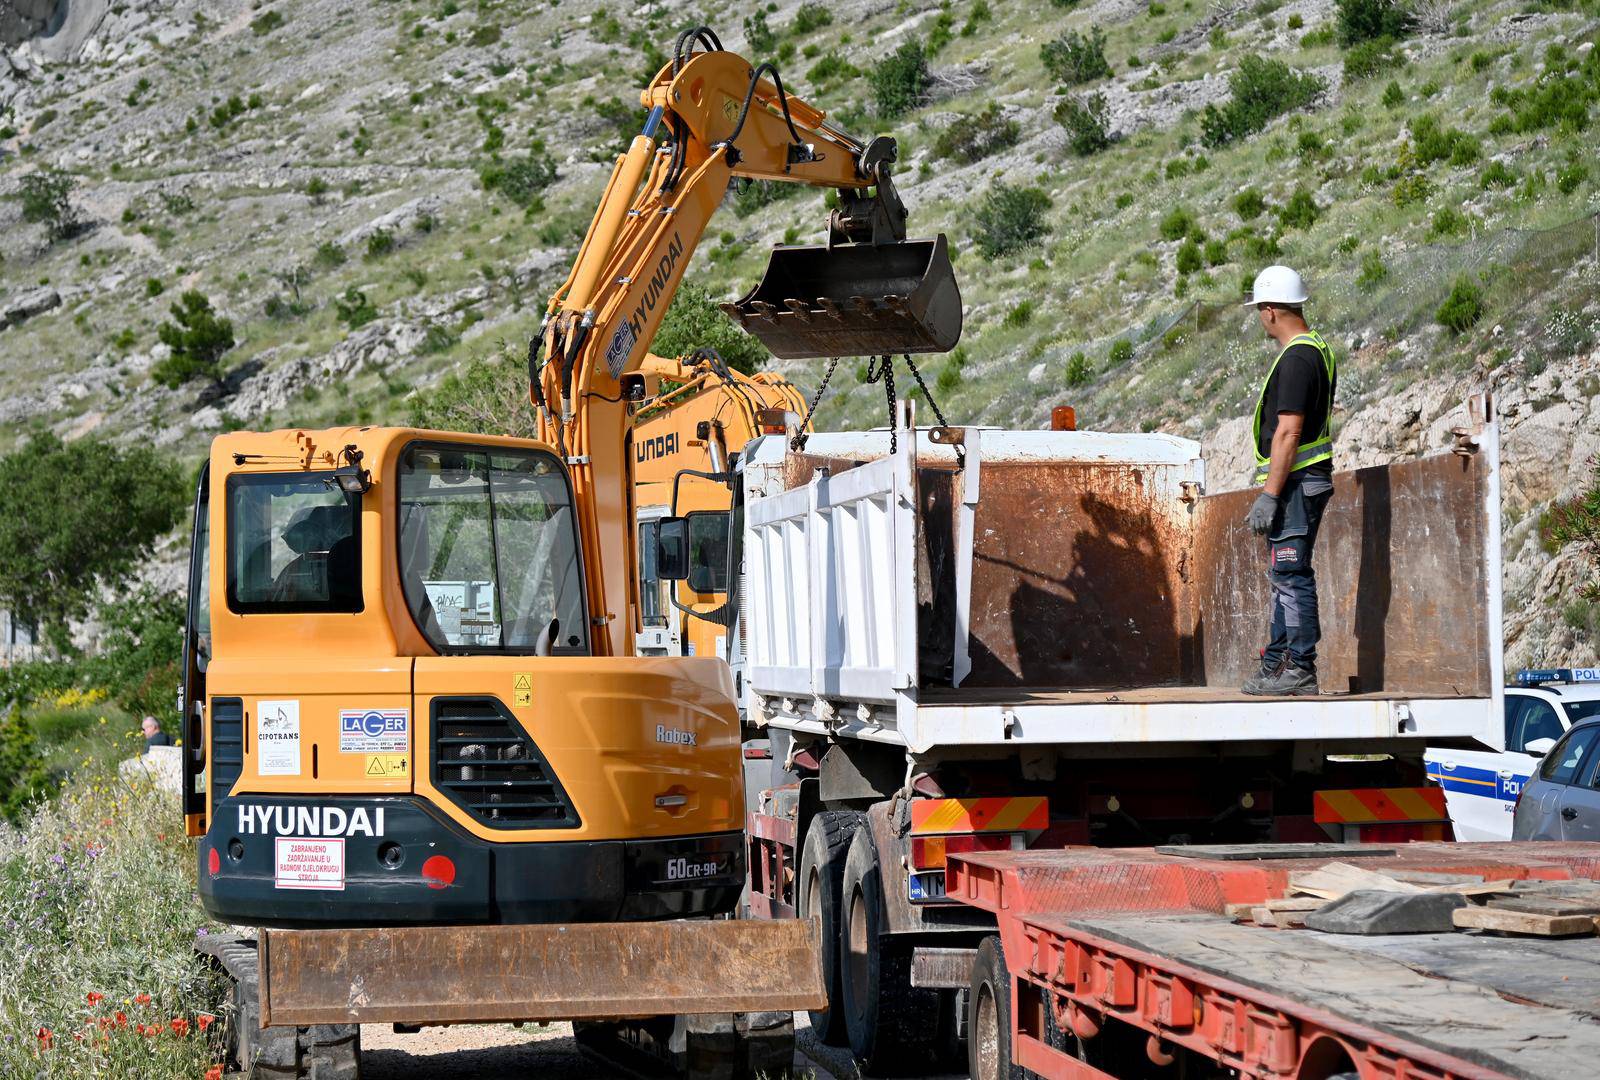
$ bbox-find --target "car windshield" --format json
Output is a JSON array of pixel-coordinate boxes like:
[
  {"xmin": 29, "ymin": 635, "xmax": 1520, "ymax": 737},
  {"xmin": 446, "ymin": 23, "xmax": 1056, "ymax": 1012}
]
[{"xmin": 398, "ymin": 444, "xmax": 587, "ymax": 653}]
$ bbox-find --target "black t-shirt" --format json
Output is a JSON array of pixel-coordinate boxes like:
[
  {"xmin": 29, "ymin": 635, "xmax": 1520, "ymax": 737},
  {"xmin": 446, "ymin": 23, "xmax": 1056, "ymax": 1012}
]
[
  {"xmin": 145, "ymin": 731, "xmax": 173, "ymax": 748},
  {"xmin": 1257, "ymin": 342, "xmax": 1332, "ymax": 480}
]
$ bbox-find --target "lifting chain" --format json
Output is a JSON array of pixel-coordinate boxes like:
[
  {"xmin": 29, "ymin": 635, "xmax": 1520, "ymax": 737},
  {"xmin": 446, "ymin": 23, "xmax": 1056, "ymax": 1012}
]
[
  {"xmin": 791, "ymin": 356, "xmax": 840, "ymax": 452},
  {"xmin": 864, "ymin": 354, "xmax": 898, "ymax": 455},
  {"xmin": 902, "ymin": 353, "xmax": 964, "ymax": 469}
]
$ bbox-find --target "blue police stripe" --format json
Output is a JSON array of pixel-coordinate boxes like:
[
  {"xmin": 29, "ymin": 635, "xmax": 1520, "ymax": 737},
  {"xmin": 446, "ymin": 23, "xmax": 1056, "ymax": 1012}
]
[{"xmin": 1427, "ymin": 761, "xmax": 1527, "ymax": 803}]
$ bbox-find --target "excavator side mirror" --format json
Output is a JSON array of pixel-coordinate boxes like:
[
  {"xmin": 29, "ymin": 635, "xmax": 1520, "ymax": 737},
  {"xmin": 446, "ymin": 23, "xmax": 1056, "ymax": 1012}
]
[{"xmin": 657, "ymin": 517, "xmax": 689, "ymax": 581}]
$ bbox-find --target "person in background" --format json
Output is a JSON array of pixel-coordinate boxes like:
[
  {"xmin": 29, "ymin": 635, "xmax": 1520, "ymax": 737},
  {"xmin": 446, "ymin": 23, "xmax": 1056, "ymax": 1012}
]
[{"xmin": 142, "ymin": 715, "xmax": 173, "ymax": 749}]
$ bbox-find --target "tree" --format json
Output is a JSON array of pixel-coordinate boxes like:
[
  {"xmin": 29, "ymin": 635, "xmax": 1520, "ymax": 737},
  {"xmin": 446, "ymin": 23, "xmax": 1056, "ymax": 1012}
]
[
  {"xmin": 871, "ymin": 40, "xmax": 929, "ymax": 119},
  {"xmin": 0, "ymin": 433, "xmax": 187, "ymax": 647},
  {"xmin": 649, "ymin": 285, "xmax": 771, "ymax": 374},
  {"xmin": 18, "ymin": 170, "xmax": 81, "ymax": 244},
  {"xmin": 409, "ymin": 343, "xmax": 539, "ymax": 438},
  {"xmin": 974, "ymin": 183, "xmax": 1053, "ymax": 259},
  {"xmin": 153, "ymin": 291, "xmax": 236, "ymax": 389}
]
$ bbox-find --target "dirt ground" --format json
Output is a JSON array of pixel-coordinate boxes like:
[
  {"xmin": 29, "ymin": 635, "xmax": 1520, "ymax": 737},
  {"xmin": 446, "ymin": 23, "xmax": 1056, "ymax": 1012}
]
[{"xmin": 356, "ymin": 1013, "xmax": 966, "ymax": 1079}]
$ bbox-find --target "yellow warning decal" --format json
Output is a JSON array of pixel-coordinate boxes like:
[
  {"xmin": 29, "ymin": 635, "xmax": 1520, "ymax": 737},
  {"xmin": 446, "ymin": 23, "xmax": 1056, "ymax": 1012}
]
[
  {"xmin": 721, "ymin": 96, "xmax": 740, "ymax": 125},
  {"xmin": 513, "ymin": 672, "xmax": 532, "ymax": 707},
  {"xmin": 365, "ymin": 755, "xmax": 410, "ymax": 778}
]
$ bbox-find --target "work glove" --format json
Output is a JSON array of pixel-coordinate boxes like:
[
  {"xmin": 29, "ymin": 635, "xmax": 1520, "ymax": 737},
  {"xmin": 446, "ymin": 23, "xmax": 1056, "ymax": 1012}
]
[{"xmin": 1246, "ymin": 491, "xmax": 1280, "ymax": 536}]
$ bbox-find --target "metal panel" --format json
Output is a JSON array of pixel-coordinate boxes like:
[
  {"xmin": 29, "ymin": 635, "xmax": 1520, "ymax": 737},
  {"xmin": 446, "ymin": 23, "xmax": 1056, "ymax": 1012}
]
[
  {"xmin": 1192, "ymin": 445, "xmax": 1496, "ymax": 701},
  {"xmin": 259, "ymin": 918, "xmax": 826, "ymax": 1026}
]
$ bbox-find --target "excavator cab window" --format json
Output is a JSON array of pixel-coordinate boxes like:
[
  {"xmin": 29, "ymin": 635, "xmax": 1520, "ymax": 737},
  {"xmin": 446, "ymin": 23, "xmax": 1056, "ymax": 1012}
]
[
  {"xmin": 227, "ymin": 473, "xmax": 362, "ymax": 614},
  {"xmin": 397, "ymin": 443, "xmax": 588, "ymax": 655}
]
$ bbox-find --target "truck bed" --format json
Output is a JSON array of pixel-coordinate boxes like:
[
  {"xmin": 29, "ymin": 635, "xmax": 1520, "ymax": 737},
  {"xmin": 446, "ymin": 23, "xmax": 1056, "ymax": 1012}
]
[{"xmin": 917, "ymin": 685, "xmax": 1455, "ymax": 706}]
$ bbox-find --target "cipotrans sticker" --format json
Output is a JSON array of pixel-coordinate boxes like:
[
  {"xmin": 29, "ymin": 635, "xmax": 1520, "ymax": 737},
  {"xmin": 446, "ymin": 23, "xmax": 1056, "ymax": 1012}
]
[
  {"xmin": 274, "ymin": 837, "xmax": 345, "ymax": 891},
  {"xmin": 339, "ymin": 708, "xmax": 409, "ymax": 753},
  {"xmin": 256, "ymin": 699, "xmax": 301, "ymax": 776}
]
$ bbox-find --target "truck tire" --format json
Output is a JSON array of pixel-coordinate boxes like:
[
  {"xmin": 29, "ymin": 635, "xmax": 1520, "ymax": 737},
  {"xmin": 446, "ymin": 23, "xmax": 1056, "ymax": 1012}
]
[
  {"xmin": 797, "ymin": 809, "xmax": 865, "ymax": 1045},
  {"xmin": 838, "ymin": 827, "xmax": 940, "ymax": 1075},
  {"xmin": 968, "ymin": 935, "xmax": 1025, "ymax": 1080}
]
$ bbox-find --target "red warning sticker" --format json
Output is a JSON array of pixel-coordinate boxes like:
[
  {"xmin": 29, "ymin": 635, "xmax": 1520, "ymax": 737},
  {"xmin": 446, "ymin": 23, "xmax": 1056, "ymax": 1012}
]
[{"xmin": 274, "ymin": 837, "xmax": 345, "ymax": 891}]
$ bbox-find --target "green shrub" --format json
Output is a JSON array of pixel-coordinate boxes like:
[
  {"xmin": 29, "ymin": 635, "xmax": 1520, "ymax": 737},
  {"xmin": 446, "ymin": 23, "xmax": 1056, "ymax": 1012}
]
[
  {"xmin": 1430, "ymin": 206, "xmax": 1469, "ymax": 237},
  {"xmin": 1539, "ymin": 460, "xmax": 1600, "ymax": 593},
  {"xmin": 733, "ymin": 178, "xmax": 804, "ymax": 216},
  {"xmin": 1436, "ymin": 276, "xmax": 1484, "ymax": 334},
  {"xmin": 793, "ymin": 2, "xmax": 832, "ymax": 33},
  {"xmin": 807, "ymin": 54, "xmax": 861, "ymax": 83},
  {"xmin": 649, "ymin": 284, "xmax": 770, "ymax": 374},
  {"xmin": 1381, "ymin": 80, "xmax": 1404, "ymax": 107},
  {"xmin": 1335, "ymin": 0, "xmax": 1413, "ymax": 46},
  {"xmin": 1175, "ymin": 239, "xmax": 1203, "ymax": 274},
  {"xmin": 0, "ymin": 713, "xmax": 51, "ymax": 822},
  {"xmin": 1108, "ymin": 338, "xmax": 1134, "ymax": 366},
  {"xmin": 1041, "ymin": 28, "xmax": 1112, "ymax": 86},
  {"xmin": 1203, "ymin": 238, "xmax": 1229, "ymax": 266},
  {"xmin": 1004, "ymin": 300, "xmax": 1036, "ymax": 328},
  {"xmin": 1557, "ymin": 159, "xmax": 1588, "ymax": 194},
  {"xmin": 18, "ymin": 171, "xmax": 80, "ymax": 244},
  {"xmin": 962, "ymin": 0, "xmax": 993, "ymax": 34},
  {"xmin": 934, "ymin": 103, "xmax": 1021, "ymax": 163},
  {"xmin": 145, "ymin": 277, "xmax": 164, "ymax": 297},
  {"xmin": 936, "ymin": 347, "xmax": 966, "ymax": 393},
  {"xmin": 153, "ymin": 291, "xmax": 235, "ymax": 388},
  {"xmin": 1200, "ymin": 56, "xmax": 1325, "ymax": 148},
  {"xmin": 974, "ymin": 183, "xmax": 1053, "ymax": 259},
  {"xmin": 364, "ymin": 229, "xmax": 396, "ymax": 260},
  {"xmin": 250, "ymin": 8, "xmax": 285, "ymax": 34},
  {"xmin": 1407, "ymin": 114, "xmax": 1478, "ymax": 166},
  {"xmin": 479, "ymin": 146, "xmax": 558, "ymax": 208},
  {"xmin": 1065, "ymin": 350, "xmax": 1092, "ymax": 386},
  {"xmin": 1159, "ymin": 206, "xmax": 1195, "ymax": 241},
  {"xmin": 306, "ymin": 176, "xmax": 329, "ymax": 198},
  {"xmin": 871, "ymin": 40, "xmax": 928, "ymax": 118},
  {"xmin": 468, "ymin": 22, "xmax": 501, "ymax": 46},
  {"xmin": 1233, "ymin": 187, "xmax": 1265, "ymax": 219},
  {"xmin": 313, "ymin": 240, "xmax": 346, "ymax": 269},
  {"xmin": 1480, "ymin": 160, "xmax": 1516, "ymax": 189},
  {"xmin": 1343, "ymin": 36, "xmax": 1394, "ymax": 80},
  {"xmin": 209, "ymin": 93, "xmax": 248, "ymax": 130},
  {"xmin": 1277, "ymin": 187, "xmax": 1320, "ymax": 230},
  {"xmin": 743, "ymin": 10, "xmax": 776, "ymax": 54},
  {"xmin": 1356, "ymin": 250, "xmax": 1388, "ymax": 290},
  {"xmin": 1054, "ymin": 92, "xmax": 1112, "ymax": 155},
  {"xmin": 1296, "ymin": 129, "xmax": 1327, "ymax": 159},
  {"xmin": 335, "ymin": 287, "xmax": 378, "ymax": 330},
  {"xmin": 1300, "ymin": 26, "xmax": 1335, "ymax": 47}
]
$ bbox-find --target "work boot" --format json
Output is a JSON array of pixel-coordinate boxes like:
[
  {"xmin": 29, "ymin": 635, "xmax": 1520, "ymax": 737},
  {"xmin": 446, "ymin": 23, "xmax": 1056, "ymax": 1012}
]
[
  {"xmin": 1240, "ymin": 657, "xmax": 1284, "ymax": 695},
  {"xmin": 1241, "ymin": 665, "xmax": 1318, "ymax": 696}
]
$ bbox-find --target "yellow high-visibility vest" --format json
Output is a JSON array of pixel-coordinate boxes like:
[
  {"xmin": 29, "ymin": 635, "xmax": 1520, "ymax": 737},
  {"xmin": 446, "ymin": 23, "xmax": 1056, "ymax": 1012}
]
[{"xmin": 1252, "ymin": 330, "xmax": 1336, "ymax": 485}]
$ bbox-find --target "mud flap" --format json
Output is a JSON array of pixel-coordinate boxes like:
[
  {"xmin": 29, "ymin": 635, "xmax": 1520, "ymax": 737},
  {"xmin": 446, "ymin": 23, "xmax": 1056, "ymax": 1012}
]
[
  {"xmin": 722, "ymin": 235, "xmax": 962, "ymax": 359},
  {"xmin": 258, "ymin": 918, "xmax": 825, "ymax": 1026}
]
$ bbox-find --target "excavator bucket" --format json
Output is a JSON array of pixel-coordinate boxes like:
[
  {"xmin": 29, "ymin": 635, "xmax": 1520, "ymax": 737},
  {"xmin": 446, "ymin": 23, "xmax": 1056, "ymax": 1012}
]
[{"xmin": 722, "ymin": 235, "xmax": 962, "ymax": 359}]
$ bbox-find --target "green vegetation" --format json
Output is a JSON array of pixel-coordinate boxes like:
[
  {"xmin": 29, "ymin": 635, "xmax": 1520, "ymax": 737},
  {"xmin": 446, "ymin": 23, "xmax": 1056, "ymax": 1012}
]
[
  {"xmin": 743, "ymin": 10, "xmax": 776, "ymax": 55},
  {"xmin": 409, "ymin": 342, "xmax": 538, "ymax": 438},
  {"xmin": 649, "ymin": 285, "xmax": 771, "ymax": 374},
  {"xmin": 1436, "ymin": 276, "xmax": 1485, "ymax": 333},
  {"xmin": 479, "ymin": 146, "xmax": 558, "ymax": 209},
  {"xmin": 974, "ymin": 183, "xmax": 1053, "ymax": 259},
  {"xmin": 18, "ymin": 171, "xmax": 80, "ymax": 244},
  {"xmin": 1055, "ymin": 93, "xmax": 1112, "ymax": 155},
  {"xmin": 935, "ymin": 104, "xmax": 1021, "ymax": 164},
  {"xmin": 793, "ymin": 2, "xmax": 833, "ymax": 34},
  {"xmin": 872, "ymin": 40, "xmax": 928, "ymax": 118},
  {"xmin": 1540, "ymin": 460, "xmax": 1600, "ymax": 604},
  {"xmin": 313, "ymin": 240, "xmax": 346, "ymax": 269},
  {"xmin": 335, "ymin": 287, "xmax": 379, "ymax": 330},
  {"xmin": 1159, "ymin": 206, "xmax": 1196, "ymax": 241},
  {"xmin": 1200, "ymin": 57, "xmax": 1325, "ymax": 148},
  {"xmin": 1065, "ymin": 350, "xmax": 1092, "ymax": 386},
  {"xmin": 0, "ymin": 435, "xmax": 185, "ymax": 647},
  {"xmin": 1108, "ymin": 338, "xmax": 1134, "ymax": 366},
  {"xmin": 250, "ymin": 8, "xmax": 286, "ymax": 34},
  {"xmin": 1233, "ymin": 188, "xmax": 1265, "ymax": 219},
  {"xmin": 153, "ymin": 292, "xmax": 236, "ymax": 390},
  {"xmin": 1336, "ymin": 0, "xmax": 1414, "ymax": 46},
  {"xmin": 1278, "ymin": 188, "xmax": 1320, "ymax": 230},
  {"xmin": 365, "ymin": 228, "xmax": 397, "ymax": 260},
  {"xmin": 1041, "ymin": 28, "xmax": 1112, "ymax": 86}
]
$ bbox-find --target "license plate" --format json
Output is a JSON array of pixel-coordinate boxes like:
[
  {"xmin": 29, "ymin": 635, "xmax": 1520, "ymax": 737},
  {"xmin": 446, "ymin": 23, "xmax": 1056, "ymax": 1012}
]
[{"xmin": 908, "ymin": 870, "xmax": 948, "ymax": 903}]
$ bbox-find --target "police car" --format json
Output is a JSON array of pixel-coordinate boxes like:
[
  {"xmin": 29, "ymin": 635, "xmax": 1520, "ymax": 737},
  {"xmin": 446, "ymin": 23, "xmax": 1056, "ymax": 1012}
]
[{"xmin": 1424, "ymin": 668, "xmax": 1600, "ymax": 842}]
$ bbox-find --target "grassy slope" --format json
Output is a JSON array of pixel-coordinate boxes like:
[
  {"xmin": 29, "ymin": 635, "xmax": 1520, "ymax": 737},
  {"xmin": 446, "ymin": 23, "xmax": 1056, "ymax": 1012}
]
[{"xmin": 0, "ymin": 0, "xmax": 1594, "ymax": 459}]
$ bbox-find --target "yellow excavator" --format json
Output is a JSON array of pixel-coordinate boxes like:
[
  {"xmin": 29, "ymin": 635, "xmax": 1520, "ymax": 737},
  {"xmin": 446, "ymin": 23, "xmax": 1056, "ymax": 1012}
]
[
  {"xmin": 179, "ymin": 26, "xmax": 959, "ymax": 1079},
  {"xmin": 633, "ymin": 349, "xmax": 807, "ymax": 664}
]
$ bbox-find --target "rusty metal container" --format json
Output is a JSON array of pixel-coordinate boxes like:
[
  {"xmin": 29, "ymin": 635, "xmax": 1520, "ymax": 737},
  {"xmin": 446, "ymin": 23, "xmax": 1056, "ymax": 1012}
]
[{"xmin": 721, "ymin": 235, "xmax": 962, "ymax": 359}]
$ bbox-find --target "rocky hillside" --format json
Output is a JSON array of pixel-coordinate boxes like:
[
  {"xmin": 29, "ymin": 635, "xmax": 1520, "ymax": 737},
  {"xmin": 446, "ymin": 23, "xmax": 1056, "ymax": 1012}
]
[{"xmin": 1, "ymin": 0, "xmax": 1597, "ymax": 666}]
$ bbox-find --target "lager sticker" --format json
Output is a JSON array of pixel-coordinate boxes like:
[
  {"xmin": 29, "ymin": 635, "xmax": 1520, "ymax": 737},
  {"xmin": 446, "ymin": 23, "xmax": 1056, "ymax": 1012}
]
[
  {"xmin": 274, "ymin": 837, "xmax": 345, "ymax": 891},
  {"xmin": 257, "ymin": 699, "xmax": 301, "ymax": 776},
  {"xmin": 339, "ymin": 708, "xmax": 409, "ymax": 753}
]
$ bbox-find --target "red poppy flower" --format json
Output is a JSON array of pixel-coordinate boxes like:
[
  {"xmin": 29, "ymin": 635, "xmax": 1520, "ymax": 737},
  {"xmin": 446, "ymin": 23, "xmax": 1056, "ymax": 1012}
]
[
  {"xmin": 36, "ymin": 1027, "xmax": 53, "ymax": 1050},
  {"xmin": 205, "ymin": 1067, "xmax": 224, "ymax": 1080},
  {"xmin": 114, "ymin": 1011, "xmax": 127, "ymax": 1027},
  {"xmin": 86, "ymin": 991, "xmax": 104, "ymax": 1007},
  {"xmin": 196, "ymin": 1014, "xmax": 215, "ymax": 1033},
  {"xmin": 171, "ymin": 1018, "xmax": 190, "ymax": 1037},
  {"xmin": 136, "ymin": 1023, "xmax": 146, "ymax": 1035},
  {"xmin": 134, "ymin": 992, "xmax": 151, "ymax": 1006}
]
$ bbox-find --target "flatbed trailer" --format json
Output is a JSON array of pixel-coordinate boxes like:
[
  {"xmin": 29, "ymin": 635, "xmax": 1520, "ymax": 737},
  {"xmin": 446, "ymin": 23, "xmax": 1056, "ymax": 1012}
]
[
  {"xmin": 729, "ymin": 397, "xmax": 1518, "ymax": 1074},
  {"xmin": 946, "ymin": 842, "xmax": 1600, "ymax": 1079}
]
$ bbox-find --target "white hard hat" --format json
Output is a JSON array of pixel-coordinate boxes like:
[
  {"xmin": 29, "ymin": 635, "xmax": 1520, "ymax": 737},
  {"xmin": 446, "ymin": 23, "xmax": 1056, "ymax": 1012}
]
[{"xmin": 1245, "ymin": 265, "xmax": 1308, "ymax": 307}]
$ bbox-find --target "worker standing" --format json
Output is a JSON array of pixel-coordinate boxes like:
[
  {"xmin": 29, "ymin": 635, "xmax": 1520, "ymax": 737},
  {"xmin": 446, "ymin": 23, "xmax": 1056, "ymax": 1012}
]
[{"xmin": 1241, "ymin": 266, "xmax": 1336, "ymax": 696}]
